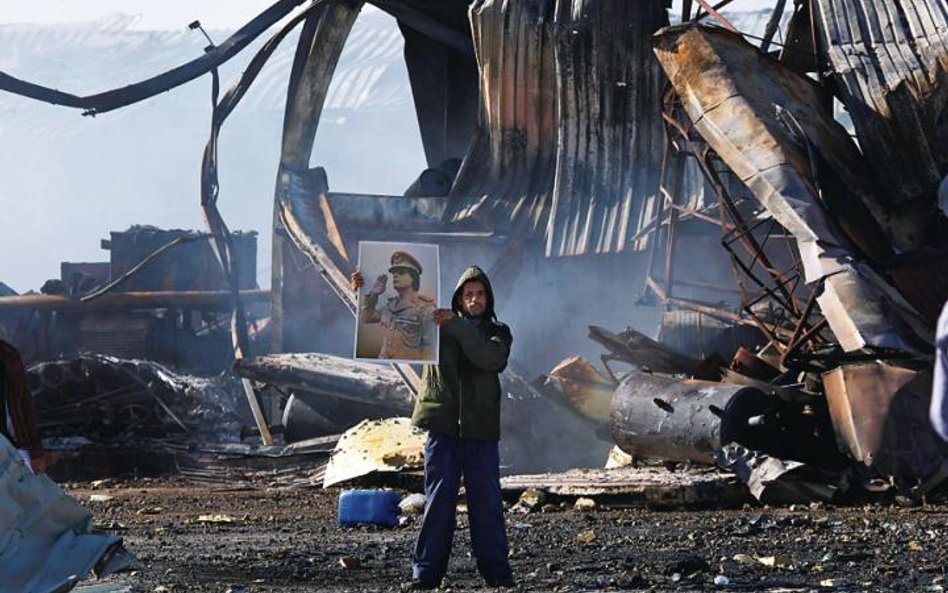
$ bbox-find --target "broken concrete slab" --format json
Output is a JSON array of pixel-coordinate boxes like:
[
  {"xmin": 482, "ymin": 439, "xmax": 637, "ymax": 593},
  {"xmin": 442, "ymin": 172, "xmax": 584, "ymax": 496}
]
[{"xmin": 500, "ymin": 465, "xmax": 749, "ymax": 509}]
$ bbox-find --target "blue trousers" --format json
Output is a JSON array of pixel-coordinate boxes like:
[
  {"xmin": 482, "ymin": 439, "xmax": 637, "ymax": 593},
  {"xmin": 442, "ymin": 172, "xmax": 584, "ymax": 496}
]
[{"xmin": 412, "ymin": 431, "xmax": 512, "ymax": 585}]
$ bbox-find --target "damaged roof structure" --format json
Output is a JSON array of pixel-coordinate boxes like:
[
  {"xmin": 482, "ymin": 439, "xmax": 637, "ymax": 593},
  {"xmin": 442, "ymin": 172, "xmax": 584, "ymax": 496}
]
[{"xmin": 1, "ymin": 0, "xmax": 948, "ymax": 532}]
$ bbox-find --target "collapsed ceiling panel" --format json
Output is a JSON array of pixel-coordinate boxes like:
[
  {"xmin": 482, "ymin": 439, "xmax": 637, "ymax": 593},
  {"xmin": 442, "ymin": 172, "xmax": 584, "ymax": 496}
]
[
  {"xmin": 813, "ymin": 0, "xmax": 948, "ymax": 249},
  {"xmin": 653, "ymin": 24, "xmax": 932, "ymax": 353}
]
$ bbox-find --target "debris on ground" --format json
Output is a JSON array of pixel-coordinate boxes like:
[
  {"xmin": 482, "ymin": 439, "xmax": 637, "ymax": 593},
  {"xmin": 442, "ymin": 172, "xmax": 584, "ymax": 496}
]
[{"xmin": 323, "ymin": 418, "xmax": 426, "ymax": 488}]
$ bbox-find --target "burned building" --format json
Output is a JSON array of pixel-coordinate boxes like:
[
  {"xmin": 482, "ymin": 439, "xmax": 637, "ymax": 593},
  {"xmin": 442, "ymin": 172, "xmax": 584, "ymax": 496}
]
[
  {"xmin": 2, "ymin": 0, "xmax": 948, "ymax": 497},
  {"xmin": 0, "ymin": 226, "xmax": 264, "ymax": 372}
]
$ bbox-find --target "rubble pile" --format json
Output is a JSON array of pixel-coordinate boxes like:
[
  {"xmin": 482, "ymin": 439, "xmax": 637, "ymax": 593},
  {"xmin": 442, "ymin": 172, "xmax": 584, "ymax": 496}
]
[{"xmin": 30, "ymin": 354, "xmax": 247, "ymax": 443}]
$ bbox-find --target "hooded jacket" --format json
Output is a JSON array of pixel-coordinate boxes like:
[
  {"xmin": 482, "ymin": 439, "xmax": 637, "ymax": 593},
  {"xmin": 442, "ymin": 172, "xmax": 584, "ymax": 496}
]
[{"xmin": 411, "ymin": 266, "xmax": 511, "ymax": 441}]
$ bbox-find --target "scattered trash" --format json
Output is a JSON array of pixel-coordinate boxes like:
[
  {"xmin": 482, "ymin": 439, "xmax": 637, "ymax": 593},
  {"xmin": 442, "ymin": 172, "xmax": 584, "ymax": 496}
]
[
  {"xmin": 337, "ymin": 489, "xmax": 400, "ymax": 527},
  {"xmin": 575, "ymin": 530, "xmax": 597, "ymax": 544},
  {"xmin": 398, "ymin": 493, "xmax": 426, "ymax": 516},
  {"xmin": 573, "ymin": 497, "xmax": 596, "ymax": 511},
  {"xmin": 338, "ymin": 556, "xmax": 361, "ymax": 570},
  {"xmin": 195, "ymin": 514, "xmax": 237, "ymax": 524},
  {"xmin": 732, "ymin": 554, "xmax": 754, "ymax": 566},
  {"xmin": 755, "ymin": 555, "xmax": 793, "ymax": 568},
  {"xmin": 595, "ymin": 574, "xmax": 614, "ymax": 589},
  {"xmin": 713, "ymin": 575, "xmax": 730, "ymax": 586},
  {"xmin": 515, "ymin": 488, "xmax": 546, "ymax": 512}
]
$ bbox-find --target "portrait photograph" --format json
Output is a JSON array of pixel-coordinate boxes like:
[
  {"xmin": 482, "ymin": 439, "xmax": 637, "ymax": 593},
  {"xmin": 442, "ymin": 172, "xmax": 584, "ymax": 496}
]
[{"xmin": 353, "ymin": 241, "xmax": 440, "ymax": 364}]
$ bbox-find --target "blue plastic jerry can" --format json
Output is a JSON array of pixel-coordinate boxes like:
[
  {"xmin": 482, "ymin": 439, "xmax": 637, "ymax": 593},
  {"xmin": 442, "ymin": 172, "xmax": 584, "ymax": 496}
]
[{"xmin": 337, "ymin": 489, "xmax": 401, "ymax": 527}]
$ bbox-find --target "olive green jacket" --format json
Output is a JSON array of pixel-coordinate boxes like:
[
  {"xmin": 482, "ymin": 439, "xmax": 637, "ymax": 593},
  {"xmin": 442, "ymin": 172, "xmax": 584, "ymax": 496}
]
[{"xmin": 411, "ymin": 266, "xmax": 511, "ymax": 441}]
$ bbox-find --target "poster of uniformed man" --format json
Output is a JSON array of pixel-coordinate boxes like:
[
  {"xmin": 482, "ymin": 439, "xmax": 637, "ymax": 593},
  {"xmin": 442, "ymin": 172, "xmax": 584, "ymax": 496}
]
[{"xmin": 353, "ymin": 241, "xmax": 439, "ymax": 363}]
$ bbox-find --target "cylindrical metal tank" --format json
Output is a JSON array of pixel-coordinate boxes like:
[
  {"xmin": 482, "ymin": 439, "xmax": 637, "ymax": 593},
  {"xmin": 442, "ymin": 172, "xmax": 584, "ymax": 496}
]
[{"xmin": 611, "ymin": 372, "xmax": 774, "ymax": 464}]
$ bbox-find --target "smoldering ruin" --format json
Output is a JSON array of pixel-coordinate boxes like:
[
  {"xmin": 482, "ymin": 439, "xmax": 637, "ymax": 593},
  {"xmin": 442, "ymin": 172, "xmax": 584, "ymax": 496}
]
[{"xmin": 1, "ymin": 0, "xmax": 948, "ymax": 591}]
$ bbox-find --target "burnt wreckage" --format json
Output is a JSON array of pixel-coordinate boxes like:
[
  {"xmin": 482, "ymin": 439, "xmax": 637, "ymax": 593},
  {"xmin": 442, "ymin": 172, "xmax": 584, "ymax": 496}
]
[{"xmin": 2, "ymin": 0, "xmax": 948, "ymax": 500}]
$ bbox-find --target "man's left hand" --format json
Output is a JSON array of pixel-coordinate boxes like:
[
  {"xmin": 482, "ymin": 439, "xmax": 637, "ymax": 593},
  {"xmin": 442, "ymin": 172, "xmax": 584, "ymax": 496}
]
[{"xmin": 433, "ymin": 309, "xmax": 454, "ymax": 326}]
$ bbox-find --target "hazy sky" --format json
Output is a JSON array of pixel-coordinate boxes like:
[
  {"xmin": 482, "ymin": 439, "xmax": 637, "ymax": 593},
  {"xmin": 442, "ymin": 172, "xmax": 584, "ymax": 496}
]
[
  {"xmin": 4, "ymin": 1, "xmax": 271, "ymax": 30},
  {"xmin": 4, "ymin": 0, "xmax": 778, "ymax": 29}
]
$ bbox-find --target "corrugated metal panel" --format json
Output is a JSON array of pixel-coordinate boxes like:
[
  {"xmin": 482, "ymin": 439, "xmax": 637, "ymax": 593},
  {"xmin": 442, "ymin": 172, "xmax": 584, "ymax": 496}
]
[
  {"xmin": 547, "ymin": 0, "xmax": 669, "ymax": 256},
  {"xmin": 445, "ymin": 0, "xmax": 559, "ymax": 235},
  {"xmin": 1, "ymin": 435, "xmax": 127, "ymax": 593},
  {"xmin": 813, "ymin": 0, "xmax": 948, "ymax": 249},
  {"xmin": 446, "ymin": 0, "xmax": 669, "ymax": 257}
]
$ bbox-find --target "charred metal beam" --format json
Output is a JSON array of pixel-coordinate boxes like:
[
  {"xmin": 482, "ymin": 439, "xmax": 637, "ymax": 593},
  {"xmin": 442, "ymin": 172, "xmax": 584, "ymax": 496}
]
[
  {"xmin": 0, "ymin": 290, "xmax": 270, "ymax": 311},
  {"xmin": 233, "ymin": 353, "xmax": 414, "ymax": 411},
  {"xmin": 691, "ymin": 0, "xmax": 738, "ymax": 32},
  {"xmin": 272, "ymin": 1, "xmax": 421, "ymax": 395},
  {"xmin": 271, "ymin": 1, "xmax": 361, "ymax": 350},
  {"xmin": 760, "ymin": 0, "xmax": 788, "ymax": 53},
  {"xmin": 588, "ymin": 325, "xmax": 717, "ymax": 379},
  {"xmin": 369, "ymin": 0, "xmax": 474, "ymax": 58}
]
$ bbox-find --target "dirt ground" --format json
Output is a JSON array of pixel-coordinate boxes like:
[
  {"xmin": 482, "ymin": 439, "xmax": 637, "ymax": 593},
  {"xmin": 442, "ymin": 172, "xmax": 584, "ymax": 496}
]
[{"xmin": 70, "ymin": 476, "xmax": 948, "ymax": 593}]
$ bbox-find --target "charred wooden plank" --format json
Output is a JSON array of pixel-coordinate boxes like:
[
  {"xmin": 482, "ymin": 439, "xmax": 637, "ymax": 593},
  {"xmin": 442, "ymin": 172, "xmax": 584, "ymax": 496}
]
[{"xmin": 233, "ymin": 353, "xmax": 413, "ymax": 411}]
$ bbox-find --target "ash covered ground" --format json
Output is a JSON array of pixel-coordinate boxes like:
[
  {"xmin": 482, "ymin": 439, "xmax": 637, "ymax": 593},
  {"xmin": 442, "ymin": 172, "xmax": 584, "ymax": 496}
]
[{"xmin": 73, "ymin": 477, "xmax": 948, "ymax": 593}]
